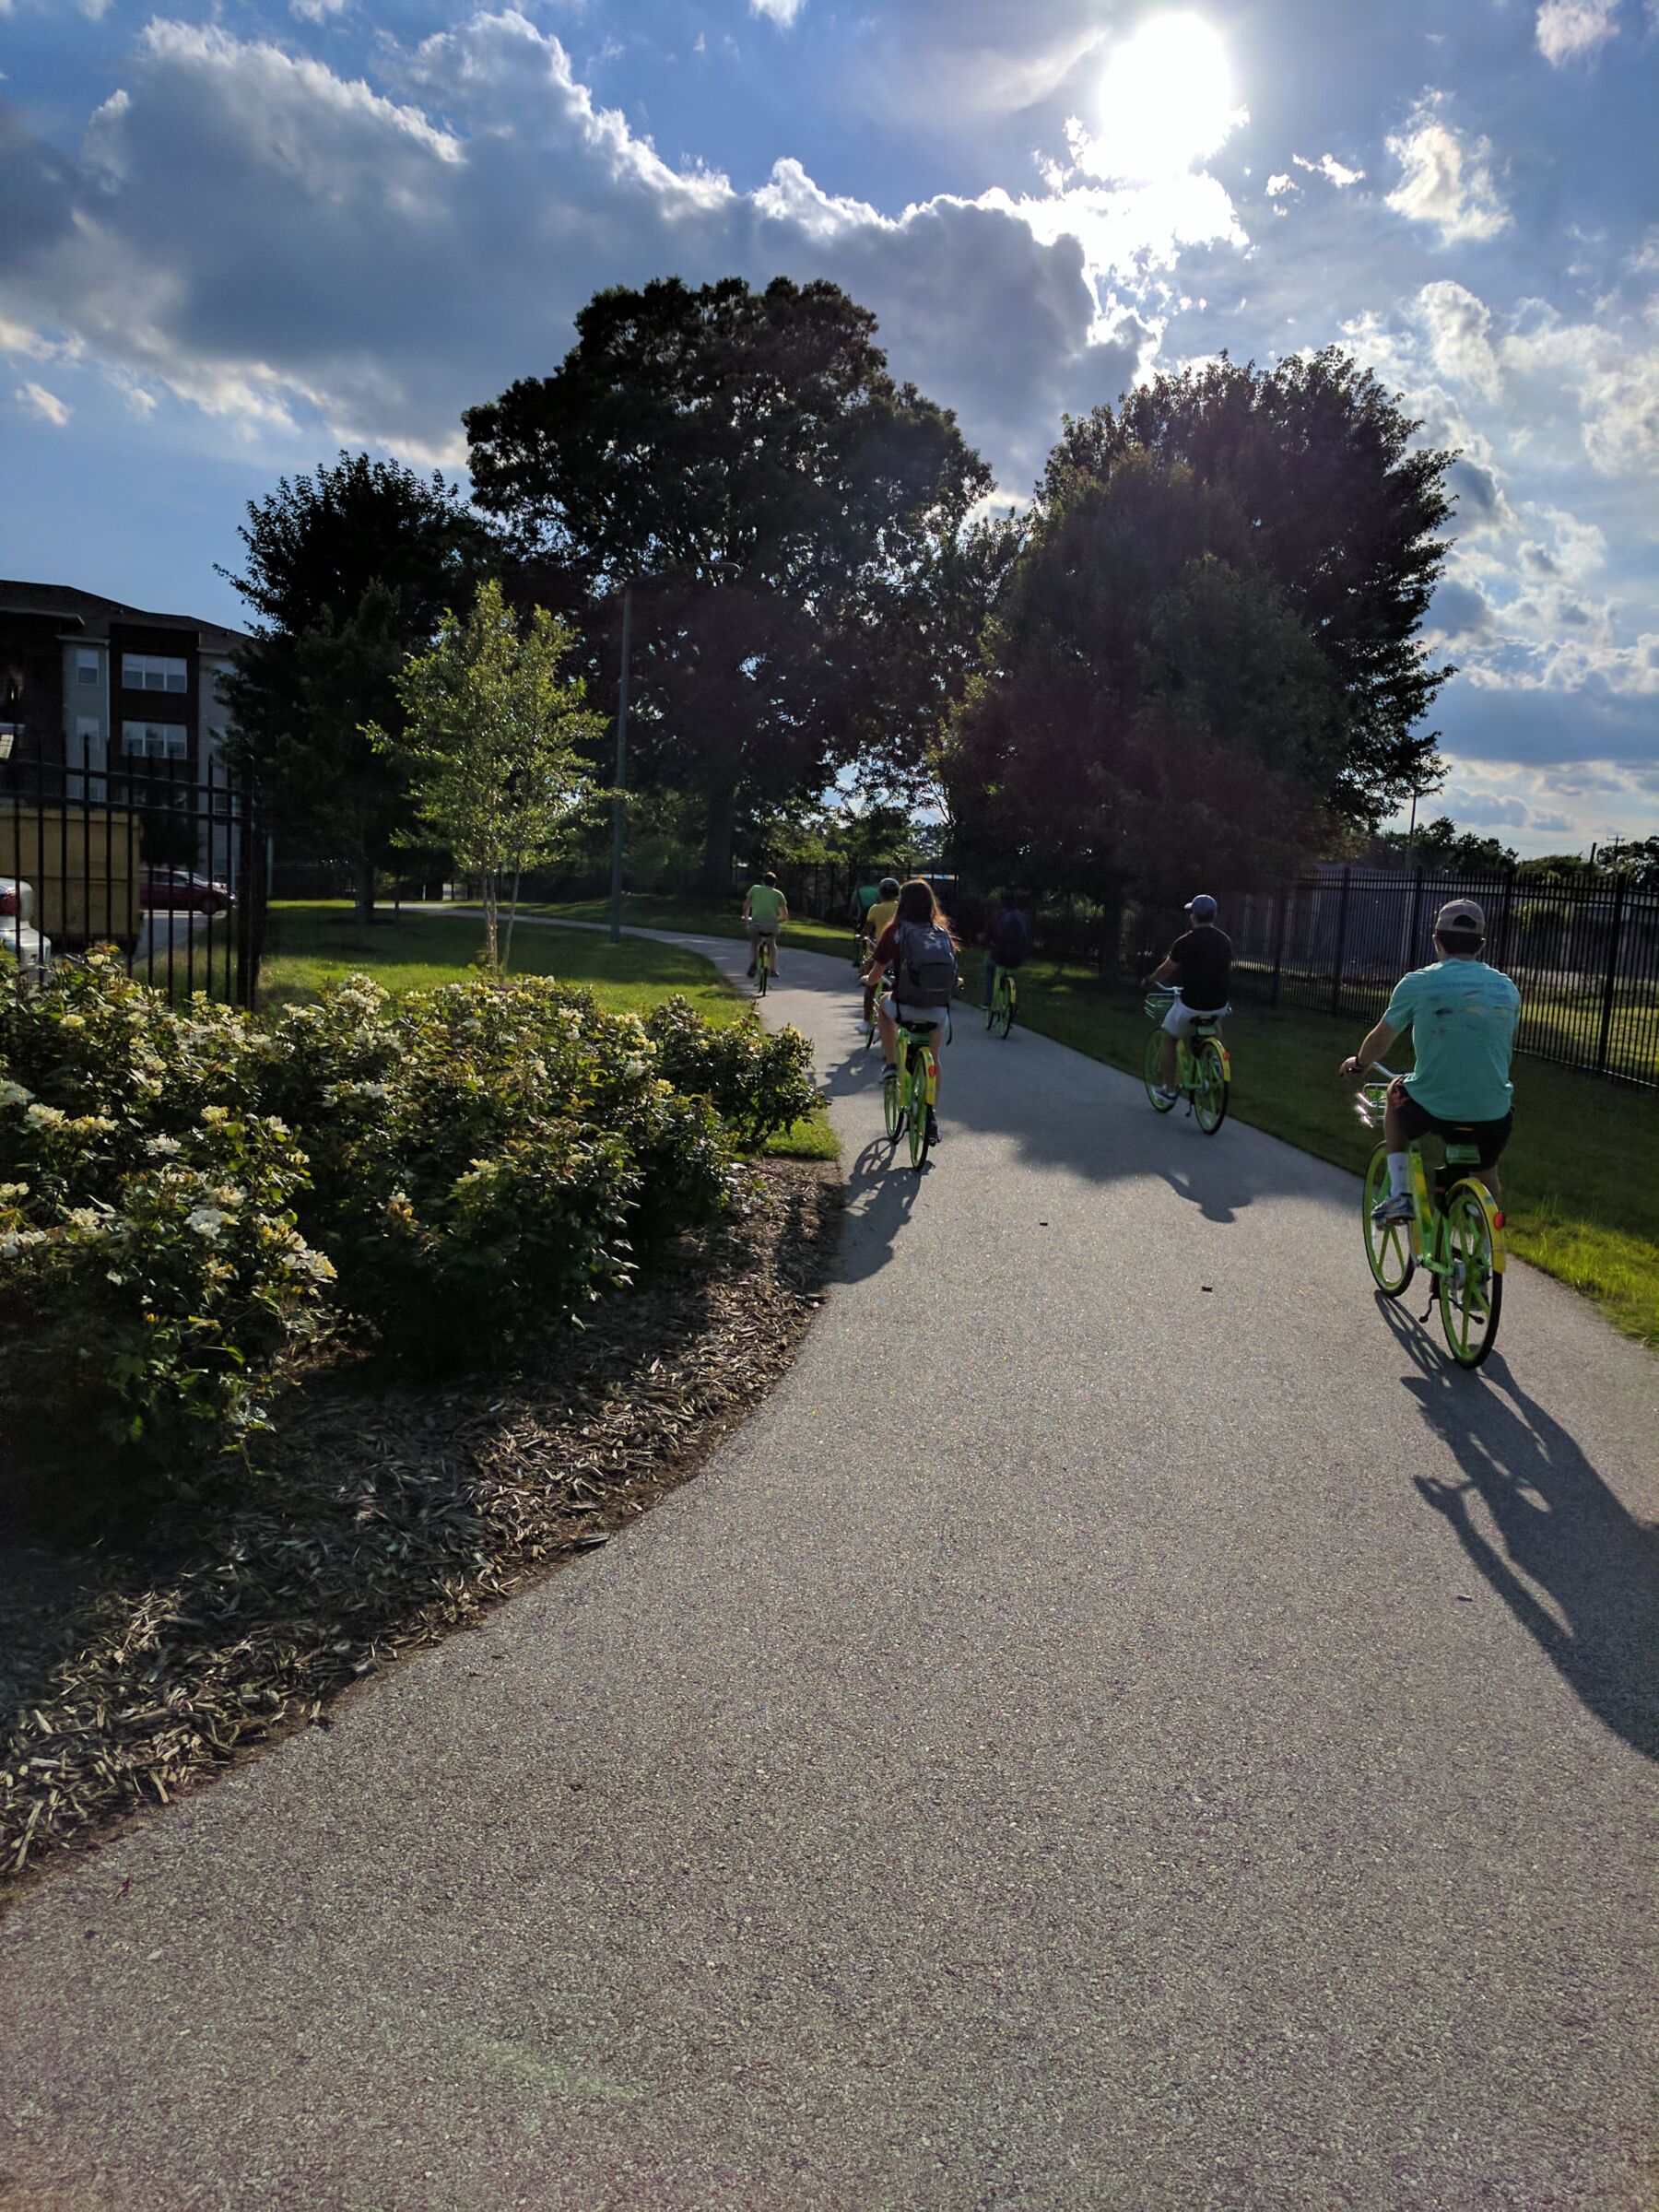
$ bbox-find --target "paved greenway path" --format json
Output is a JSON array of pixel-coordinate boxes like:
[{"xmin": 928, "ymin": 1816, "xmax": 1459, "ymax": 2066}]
[{"xmin": 3, "ymin": 932, "xmax": 1654, "ymax": 2212}]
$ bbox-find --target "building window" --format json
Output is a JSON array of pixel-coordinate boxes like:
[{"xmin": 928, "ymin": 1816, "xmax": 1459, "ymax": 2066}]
[
  {"xmin": 76, "ymin": 649, "xmax": 100, "ymax": 685},
  {"xmin": 122, "ymin": 720, "xmax": 189, "ymax": 760},
  {"xmin": 121, "ymin": 653, "xmax": 189, "ymax": 694}
]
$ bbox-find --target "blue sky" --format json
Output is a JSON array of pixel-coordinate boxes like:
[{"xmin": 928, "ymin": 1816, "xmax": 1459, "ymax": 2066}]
[{"xmin": 2, "ymin": 0, "xmax": 1655, "ymax": 853}]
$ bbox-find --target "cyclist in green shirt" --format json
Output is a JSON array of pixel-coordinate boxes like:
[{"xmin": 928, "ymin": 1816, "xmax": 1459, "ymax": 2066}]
[
  {"xmin": 1341, "ymin": 898, "xmax": 1521, "ymax": 1215},
  {"xmin": 743, "ymin": 872, "xmax": 789, "ymax": 978}
]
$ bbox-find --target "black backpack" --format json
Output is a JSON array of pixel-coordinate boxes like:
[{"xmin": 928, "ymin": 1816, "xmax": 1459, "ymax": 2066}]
[{"xmin": 897, "ymin": 919, "xmax": 959, "ymax": 1005}]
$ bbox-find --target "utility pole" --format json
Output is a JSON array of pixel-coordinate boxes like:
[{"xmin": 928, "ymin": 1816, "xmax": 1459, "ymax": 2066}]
[{"xmin": 607, "ymin": 582, "xmax": 632, "ymax": 947}]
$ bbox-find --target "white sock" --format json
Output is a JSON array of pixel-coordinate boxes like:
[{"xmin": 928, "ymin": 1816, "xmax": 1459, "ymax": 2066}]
[{"xmin": 1388, "ymin": 1151, "xmax": 1410, "ymax": 1197}]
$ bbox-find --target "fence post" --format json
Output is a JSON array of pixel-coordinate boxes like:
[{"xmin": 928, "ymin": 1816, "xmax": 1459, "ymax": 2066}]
[
  {"xmin": 1494, "ymin": 863, "xmax": 1517, "ymax": 973},
  {"xmin": 1329, "ymin": 865, "xmax": 1351, "ymax": 1018},
  {"xmin": 1594, "ymin": 872, "xmax": 1628, "ymax": 1077},
  {"xmin": 1406, "ymin": 867, "xmax": 1425, "ymax": 972},
  {"xmin": 1269, "ymin": 886, "xmax": 1288, "ymax": 1006}
]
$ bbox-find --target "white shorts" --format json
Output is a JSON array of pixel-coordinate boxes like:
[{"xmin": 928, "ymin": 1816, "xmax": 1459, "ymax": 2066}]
[
  {"xmin": 746, "ymin": 921, "xmax": 780, "ymax": 942},
  {"xmin": 883, "ymin": 995, "xmax": 947, "ymax": 1031},
  {"xmin": 1162, "ymin": 1000, "xmax": 1229, "ymax": 1037}
]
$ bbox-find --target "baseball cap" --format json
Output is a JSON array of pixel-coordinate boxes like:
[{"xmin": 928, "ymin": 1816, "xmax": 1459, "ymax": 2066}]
[
  {"xmin": 1185, "ymin": 893, "xmax": 1218, "ymax": 921},
  {"xmin": 1434, "ymin": 898, "xmax": 1486, "ymax": 935}
]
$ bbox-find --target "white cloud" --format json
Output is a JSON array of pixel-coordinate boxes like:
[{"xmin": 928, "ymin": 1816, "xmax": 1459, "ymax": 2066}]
[
  {"xmin": 1384, "ymin": 92, "xmax": 1509, "ymax": 244},
  {"xmin": 1535, "ymin": 0, "xmax": 1622, "ymax": 65},
  {"xmin": 1293, "ymin": 152, "xmax": 1364, "ymax": 186},
  {"xmin": 1417, "ymin": 280, "xmax": 1502, "ymax": 400},
  {"xmin": 15, "ymin": 380, "xmax": 71, "ymax": 425},
  {"xmin": 750, "ymin": 0, "xmax": 807, "ymax": 21},
  {"xmin": 1265, "ymin": 172, "xmax": 1297, "ymax": 197}
]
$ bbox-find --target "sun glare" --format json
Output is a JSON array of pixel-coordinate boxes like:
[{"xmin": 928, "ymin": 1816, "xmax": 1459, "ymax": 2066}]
[{"xmin": 1090, "ymin": 14, "xmax": 1241, "ymax": 182}]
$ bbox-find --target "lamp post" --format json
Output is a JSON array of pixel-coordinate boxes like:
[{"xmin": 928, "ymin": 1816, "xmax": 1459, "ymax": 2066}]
[{"xmin": 607, "ymin": 582, "xmax": 632, "ymax": 947}]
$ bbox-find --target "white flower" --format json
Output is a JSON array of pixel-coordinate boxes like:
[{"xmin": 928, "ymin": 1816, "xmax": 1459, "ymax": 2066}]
[
  {"xmin": 184, "ymin": 1206, "xmax": 229, "ymax": 1241},
  {"xmin": 0, "ymin": 1181, "xmax": 28, "ymax": 1201},
  {"xmin": 65, "ymin": 1206, "xmax": 106, "ymax": 1233},
  {"xmin": 0, "ymin": 1230, "xmax": 48, "ymax": 1259},
  {"xmin": 59, "ymin": 1014, "xmax": 86, "ymax": 1031},
  {"xmin": 199, "ymin": 1105, "xmax": 229, "ymax": 1125},
  {"xmin": 0, "ymin": 1080, "xmax": 33, "ymax": 1109},
  {"xmin": 145, "ymin": 1135, "xmax": 181, "ymax": 1157},
  {"xmin": 23, "ymin": 1103, "xmax": 65, "ymax": 1129}
]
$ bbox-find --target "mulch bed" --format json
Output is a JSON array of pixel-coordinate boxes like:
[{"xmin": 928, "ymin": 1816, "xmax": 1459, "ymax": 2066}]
[{"xmin": 0, "ymin": 1159, "xmax": 841, "ymax": 1900}]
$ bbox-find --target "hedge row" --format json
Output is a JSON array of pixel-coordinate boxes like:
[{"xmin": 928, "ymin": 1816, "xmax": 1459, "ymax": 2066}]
[{"xmin": 0, "ymin": 954, "xmax": 816, "ymax": 1486}]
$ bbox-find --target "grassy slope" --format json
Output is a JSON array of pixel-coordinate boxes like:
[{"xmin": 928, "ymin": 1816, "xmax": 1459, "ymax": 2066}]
[
  {"xmin": 261, "ymin": 902, "xmax": 837, "ymax": 1160},
  {"xmin": 966, "ymin": 949, "xmax": 1658, "ymax": 1353}
]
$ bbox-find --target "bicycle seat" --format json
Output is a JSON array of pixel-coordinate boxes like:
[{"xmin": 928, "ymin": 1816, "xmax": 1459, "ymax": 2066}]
[{"xmin": 900, "ymin": 1018, "xmax": 938, "ymax": 1033}]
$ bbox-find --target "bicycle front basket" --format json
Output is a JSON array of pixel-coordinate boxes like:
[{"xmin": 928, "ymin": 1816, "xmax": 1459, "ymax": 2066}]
[{"xmin": 1144, "ymin": 992, "xmax": 1175, "ymax": 1021}]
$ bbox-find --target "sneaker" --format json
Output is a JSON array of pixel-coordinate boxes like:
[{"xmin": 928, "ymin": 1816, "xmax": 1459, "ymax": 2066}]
[
  {"xmin": 925, "ymin": 1110, "xmax": 942, "ymax": 1145},
  {"xmin": 1153, "ymin": 1086, "xmax": 1178, "ymax": 1105},
  {"xmin": 1371, "ymin": 1193, "xmax": 1414, "ymax": 1224}
]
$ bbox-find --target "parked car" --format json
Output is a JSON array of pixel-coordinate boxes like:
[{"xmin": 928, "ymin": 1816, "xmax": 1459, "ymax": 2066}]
[
  {"xmin": 138, "ymin": 867, "xmax": 233, "ymax": 916},
  {"xmin": 0, "ymin": 878, "xmax": 53, "ymax": 981}
]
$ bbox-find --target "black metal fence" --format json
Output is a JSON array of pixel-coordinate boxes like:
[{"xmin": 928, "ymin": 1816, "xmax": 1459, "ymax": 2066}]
[
  {"xmin": 1222, "ymin": 868, "xmax": 1658, "ymax": 1088},
  {"xmin": 0, "ymin": 755, "xmax": 265, "ymax": 1007}
]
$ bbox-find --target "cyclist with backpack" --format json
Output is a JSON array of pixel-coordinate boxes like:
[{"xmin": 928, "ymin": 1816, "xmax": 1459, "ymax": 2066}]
[
  {"xmin": 981, "ymin": 888, "xmax": 1032, "ymax": 1007},
  {"xmin": 862, "ymin": 877, "xmax": 959, "ymax": 1148}
]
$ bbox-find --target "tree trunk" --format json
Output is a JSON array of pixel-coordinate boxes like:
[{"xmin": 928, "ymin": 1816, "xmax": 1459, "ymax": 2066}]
[
  {"xmin": 354, "ymin": 844, "xmax": 376, "ymax": 927},
  {"xmin": 503, "ymin": 865, "xmax": 522, "ymax": 970},
  {"xmin": 699, "ymin": 778, "xmax": 736, "ymax": 900},
  {"xmin": 482, "ymin": 871, "xmax": 500, "ymax": 967}
]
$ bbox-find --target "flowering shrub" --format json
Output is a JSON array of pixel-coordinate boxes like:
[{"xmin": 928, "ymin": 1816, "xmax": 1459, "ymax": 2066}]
[
  {"xmin": 642, "ymin": 997, "xmax": 818, "ymax": 1147},
  {"xmin": 0, "ymin": 1101, "xmax": 331, "ymax": 1480},
  {"xmin": 0, "ymin": 959, "xmax": 809, "ymax": 1462}
]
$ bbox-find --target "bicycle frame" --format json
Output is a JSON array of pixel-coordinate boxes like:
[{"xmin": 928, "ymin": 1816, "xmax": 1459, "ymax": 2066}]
[{"xmin": 1356, "ymin": 1072, "xmax": 1507, "ymax": 1283}]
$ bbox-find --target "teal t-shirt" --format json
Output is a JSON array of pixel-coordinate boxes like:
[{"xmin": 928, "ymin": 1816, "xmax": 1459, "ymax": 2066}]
[{"xmin": 1382, "ymin": 959, "xmax": 1521, "ymax": 1122}]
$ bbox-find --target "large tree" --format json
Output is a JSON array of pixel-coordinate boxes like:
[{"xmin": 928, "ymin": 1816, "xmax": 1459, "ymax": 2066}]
[
  {"xmin": 218, "ymin": 453, "xmax": 494, "ymax": 920},
  {"xmin": 942, "ymin": 453, "xmax": 1350, "ymax": 932},
  {"xmin": 1042, "ymin": 349, "xmax": 1454, "ymax": 819},
  {"xmin": 465, "ymin": 276, "xmax": 994, "ymax": 889}
]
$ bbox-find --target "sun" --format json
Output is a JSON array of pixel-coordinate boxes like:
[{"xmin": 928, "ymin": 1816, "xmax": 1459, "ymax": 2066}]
[{"xmin": 1090, "ymin": 14, "xmax": 1242, "ymax": 182}]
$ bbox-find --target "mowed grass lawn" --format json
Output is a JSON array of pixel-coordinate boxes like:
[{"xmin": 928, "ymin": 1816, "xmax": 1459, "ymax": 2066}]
[
  {"xmin": 522, "ymin": 892, "xmax": 855, "ymax": 963},
  {"xmin": 260, "ymin": 901, "xmax": 837, "ymax": 1159},
  {"xmin": 962, "ymin": 949, "xmax": 1659, "ymax": 1353}
]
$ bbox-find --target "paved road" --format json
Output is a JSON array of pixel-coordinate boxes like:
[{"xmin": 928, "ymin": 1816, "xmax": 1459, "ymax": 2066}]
[{"xmin": 3, "ymin": 934, "xmax": 1653, "ymax": 2211}]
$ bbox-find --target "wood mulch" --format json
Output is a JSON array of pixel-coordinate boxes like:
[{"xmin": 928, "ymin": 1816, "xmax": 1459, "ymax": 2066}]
[{"xmin": 0, "ymin": 1159, "xmax": 841, "ymax": 1900}]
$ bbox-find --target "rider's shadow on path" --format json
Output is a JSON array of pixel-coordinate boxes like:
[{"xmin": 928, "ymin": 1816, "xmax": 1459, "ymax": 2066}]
[
  {"xmin": 1379, "ymin": 1298, "xmax": 1658, "ymax": 1761},
  {"xmin": 1155, "ymin": 1148, "xmax": 1252, "ymax": 1225},
  {"xmin": 830, "ymin": 1136, "xmax": 926, "ymax": 1285}
]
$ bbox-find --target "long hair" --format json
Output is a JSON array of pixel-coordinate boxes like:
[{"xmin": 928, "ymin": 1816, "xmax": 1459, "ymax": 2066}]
[{"xmin": 896, "ymin": 877, "xmax": 958, "ymax": 946}]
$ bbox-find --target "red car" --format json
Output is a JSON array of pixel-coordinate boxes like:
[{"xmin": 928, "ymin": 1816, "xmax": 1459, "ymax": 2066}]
[{"xmin": 138, "ymin": 867, "xmax": 234, "ymax": 916}]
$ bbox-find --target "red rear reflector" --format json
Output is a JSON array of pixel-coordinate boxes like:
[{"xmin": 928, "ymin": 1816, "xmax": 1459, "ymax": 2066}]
[{"xmin": 1494, "ymin": 1211, "xmax": 1505, "ymax": 1229}]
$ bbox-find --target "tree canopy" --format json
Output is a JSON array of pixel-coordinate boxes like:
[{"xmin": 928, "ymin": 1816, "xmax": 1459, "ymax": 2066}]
[
  {"xmin": 218, "ymin": 453, "xmax": 493, "ymax": 916},
  {"xmin": 464, "ymin": 276, "xmax": 994, "ymax": 888},
  {"xmin": 1044, "ymin": 347, "xmax": 1453, "ymax": 821}
]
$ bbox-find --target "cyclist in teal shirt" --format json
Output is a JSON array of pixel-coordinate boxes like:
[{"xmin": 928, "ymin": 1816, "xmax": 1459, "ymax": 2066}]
[{"xmin": 1341, "ymin": 898, "xmax": 1521, "ymax": 1218}]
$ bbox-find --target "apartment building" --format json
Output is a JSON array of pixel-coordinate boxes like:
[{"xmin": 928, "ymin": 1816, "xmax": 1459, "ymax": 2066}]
[{"xmin": 0, "ymin": 579, "xmax": 245, "ymax": 797}]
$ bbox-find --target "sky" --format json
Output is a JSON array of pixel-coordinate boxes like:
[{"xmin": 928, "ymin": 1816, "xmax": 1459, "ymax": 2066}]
[{"xmin": 2, "ymin": 0, "xmax": 1656, "ymax": 855}]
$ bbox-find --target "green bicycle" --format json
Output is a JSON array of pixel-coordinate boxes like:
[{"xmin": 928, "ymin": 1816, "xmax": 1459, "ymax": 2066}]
[
  {"xmin": 1142, "ymin": 991, "xmax": 1230, "ymax": 1135},
  {"xmin": 1356, "ymin": 1067, "xmax": 1505, "ymax": 1369},
  {"xmin": 754, "ymin": 931, "xmax": 776, "ymax": 999},
  {"xmin": 985, "ymin": 961, "xmax": 1017, "ymax": 1040},
  {"xmin": 882, "ymin": 1016, "xmax": 941, "ymax": 1171}
]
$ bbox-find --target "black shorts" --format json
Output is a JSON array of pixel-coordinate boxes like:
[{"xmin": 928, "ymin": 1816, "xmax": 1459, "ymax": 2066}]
[{"xmin": 1394, "ymin": 1086, "xmax": 1512, "ymax": 1168}]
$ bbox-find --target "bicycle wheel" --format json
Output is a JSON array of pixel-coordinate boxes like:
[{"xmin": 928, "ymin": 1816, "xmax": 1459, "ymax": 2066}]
[
  {"xmin": 995, "ymin": 975, "xmax": 1014, "ymax": 1040},
  {"xmin": 906, "ymin": 1053, "xmax": 931, "ymax": 1170},
  {"xmin": 757, "ymin": 943, "xmax": 771, "ymax": 998},
  {"xmin": 1439, "ymin": 1183, "xmax": 1502, "ymax": 1369},
  {"xmin": 1144, "ymin": 1031, "xmax": 1175, "ymax": 1111},
  {"xmin": 1362, "ymin": 1146, "xmax": 1415, "ymax": 1299},
  {"xmin": 1192, "ymin": 1039, "xmax": 1229, "ymax": 1134},
  {"xmin": 882, "ymin": 1063, "xmax": 903, "ymax": 1144}
]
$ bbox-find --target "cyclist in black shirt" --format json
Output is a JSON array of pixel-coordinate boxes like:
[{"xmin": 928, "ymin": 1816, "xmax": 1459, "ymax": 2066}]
[{"xmin": 1147, "ymin": 893, "xmax": 1231, "ymax": 1104}]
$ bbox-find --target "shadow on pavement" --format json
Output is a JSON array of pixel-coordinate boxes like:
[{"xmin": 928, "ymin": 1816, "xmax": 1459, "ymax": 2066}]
[
  {"xmin": 1379, "ymin": 1300, "xmax": 1659, "ymax": 1761},
  {"xmin": 831, "ymin": 1136, "xmax": 926, "ymax": 1285}
]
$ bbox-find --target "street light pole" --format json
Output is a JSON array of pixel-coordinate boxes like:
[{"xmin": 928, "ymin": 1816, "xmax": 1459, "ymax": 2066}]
[{"xmin": 607, "ymin": 582, "xmax": 632, "ymax": 947}]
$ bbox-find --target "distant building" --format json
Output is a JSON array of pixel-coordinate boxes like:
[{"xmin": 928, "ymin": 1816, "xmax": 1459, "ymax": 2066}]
[{"xmin": 0, "ymin": 580, "xmax": 246, "ymax": 799}]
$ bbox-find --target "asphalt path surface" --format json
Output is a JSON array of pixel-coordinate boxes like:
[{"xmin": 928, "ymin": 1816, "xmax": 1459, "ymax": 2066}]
[{"xmin": 3, "ymin": 931, "xmax": 1654, "ymax": 2211}]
